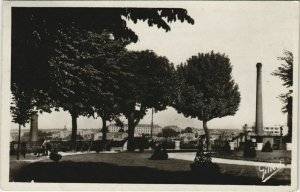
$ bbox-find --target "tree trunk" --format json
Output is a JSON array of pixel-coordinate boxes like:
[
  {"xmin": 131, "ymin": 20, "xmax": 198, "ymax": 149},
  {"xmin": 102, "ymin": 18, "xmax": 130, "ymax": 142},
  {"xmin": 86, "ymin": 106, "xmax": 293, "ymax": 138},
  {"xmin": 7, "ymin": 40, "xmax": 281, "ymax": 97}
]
[
  {"xmin": 287, "ymin": 96, "xmax": 292, "ymax": 142},
  {"xmin": 17, "ymin": 124, "xmax": 21, "ymax": 160},
  {"xmin": 101, "ymin": 116, "xmax": 107, "ymax": 151},
  {"xmin": 203, "ymin": 121, "xmax": 211, "ymax": 151},
  {"xmin": 127, "ymin": 113, "xmax": 135, "ymax": 151},
  {"xmin": 71, "ymin": 113, "xmax": 78, "ymax": 152}
]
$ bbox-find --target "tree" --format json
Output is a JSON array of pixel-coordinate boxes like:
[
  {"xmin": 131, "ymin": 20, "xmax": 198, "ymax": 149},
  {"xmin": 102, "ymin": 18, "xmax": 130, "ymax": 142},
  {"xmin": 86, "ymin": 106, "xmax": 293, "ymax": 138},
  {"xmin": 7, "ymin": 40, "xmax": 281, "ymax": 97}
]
[
  {"xmin": 119, "ymin": 50, "xmax": 178, "ymax": 151},
  {"xmin": 158, "ymin": 128, "xmax": 179, "ymax": 138},
  {"xmin": 182, "ymin": 127, "xmax": 194, "ymax": 133},
  {"xmin": 272, "ymin": 51, "xmax": 293, "ymax": 88},
  {"xmin": 10, "ymin": 84, "xmax": 34, "ymax": 160},
  {"xmin": 37, "ymin": 130, "xmax": 53, "ymax": 141},
  {"xmin": 81, "ymin": 31, "xmax": 128, "ymax": 150},
  {"xmin": 12, "ymin": 8, "xmax": 194, "ymax": 94},
  {"xmin": 48, "ymin": 26, "xmax": 130, "ymax": 150},
  {"xmin": 115, "ymin": 118, "xmax": 125, "ymax": 129},
  {"xmin": 271, "ymin": 51, "xmax": 293, "ymax": 142},
  {"xmin": 174, "ymin": 51, "xmax": 241, "ymax": 150},
  {"xmin": 47, "ymin": 26, "xmax": 103, "ymax": 150},
  {"xmin": 12, "ymin": 8, "xmax": 194, "ymax": 150},
  {"xmin": 243, "ymin": 140, "xmax": 256, "ymax": 158}
]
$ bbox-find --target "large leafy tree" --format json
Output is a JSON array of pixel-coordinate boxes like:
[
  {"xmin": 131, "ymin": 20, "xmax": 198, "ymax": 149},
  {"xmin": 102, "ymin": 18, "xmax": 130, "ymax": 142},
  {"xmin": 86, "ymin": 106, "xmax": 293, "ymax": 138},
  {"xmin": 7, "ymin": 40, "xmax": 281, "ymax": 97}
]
[
  {"xmin": 12, "ymin": 7, "xmax": 194, "ymax": 93},
  {"xmin": 271, "ymin": 51, "xmax": 293, "ymax": 142},
  {"xmin": 174, "ymin": 51, "xmax": 241, "ymax": 150},
  {"xmin": 84, "ymin": 32, "xmax": 129, "ymax": 148},
  {"xmin": 48, "ymin": 26, "xmax": 129, "ymax": 150},
  {"xmin": 48, "ymin": 26, "xmax": 98, "ymax": 150},
  {"xmin": 119, "ymin": 50, "xmax": 177, "ymax": 151}
]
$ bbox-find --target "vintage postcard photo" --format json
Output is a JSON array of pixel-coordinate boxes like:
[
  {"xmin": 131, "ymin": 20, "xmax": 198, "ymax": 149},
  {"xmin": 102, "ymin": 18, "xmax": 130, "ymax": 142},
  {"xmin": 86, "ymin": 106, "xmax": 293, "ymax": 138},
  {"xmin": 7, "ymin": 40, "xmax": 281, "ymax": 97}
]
[{"xmin": 0, "ymin": 1, "xmax": 298, "ymax": 191}]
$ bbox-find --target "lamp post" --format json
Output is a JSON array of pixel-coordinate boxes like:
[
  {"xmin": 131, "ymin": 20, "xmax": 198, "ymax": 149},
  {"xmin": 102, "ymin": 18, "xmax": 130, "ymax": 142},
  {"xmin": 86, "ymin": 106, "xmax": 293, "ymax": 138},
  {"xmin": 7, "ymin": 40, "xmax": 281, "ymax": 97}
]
[
  {"xmin": 150, "ymin": 108, "xmax": 154, "ymax": 138},
  {"xmin": 280, "ymin": 126, "xmax": 283, "ymax": 150},
  {"xmin": 17, "ymin": 124, "xmax": 21, "ymax": 160}
]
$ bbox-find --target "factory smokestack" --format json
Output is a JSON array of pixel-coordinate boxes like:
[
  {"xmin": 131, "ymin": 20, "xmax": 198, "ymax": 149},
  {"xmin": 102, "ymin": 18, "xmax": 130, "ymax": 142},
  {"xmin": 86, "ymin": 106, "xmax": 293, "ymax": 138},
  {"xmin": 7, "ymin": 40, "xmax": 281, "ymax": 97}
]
[{"xmin": 256, "ymin": 63, "xmax": 264, "ymax": 135}]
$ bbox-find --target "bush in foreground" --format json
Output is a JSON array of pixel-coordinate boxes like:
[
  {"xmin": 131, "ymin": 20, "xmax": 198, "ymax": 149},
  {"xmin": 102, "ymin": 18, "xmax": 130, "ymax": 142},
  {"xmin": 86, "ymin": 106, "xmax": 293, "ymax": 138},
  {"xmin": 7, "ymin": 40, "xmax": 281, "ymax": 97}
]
[
  {"xmin": 243, "ymin": 140, "xmax": 256, "ymax": 158},
  {"xmin": 93, "ymin": 140, "xmax": 112, "ymax": 152},
  {"xmin": 221, "ymin": 140, "xmax": 232, "ymax": 154},
  {"xmin": 49, "ymin": 151, "xmax": 62, "ymax": 162},
  {"xmin": 149, "ymin": 143, "xmax": 168, "ymax": 160},
  {"xmin": 190, "ymin": 144, "xmax": 220, "ymax": 177},
  {"xmin": 262, "ymin": 141, "xmax": 273, "ymax": 152}
]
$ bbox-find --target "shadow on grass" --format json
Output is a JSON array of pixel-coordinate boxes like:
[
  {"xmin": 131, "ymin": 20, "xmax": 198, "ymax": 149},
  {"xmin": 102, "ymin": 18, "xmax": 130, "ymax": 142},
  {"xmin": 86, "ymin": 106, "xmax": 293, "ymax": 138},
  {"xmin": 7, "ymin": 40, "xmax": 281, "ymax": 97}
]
[{"xmin": 11, "ymin": 161, "xmax": 290, "ymax": 185}]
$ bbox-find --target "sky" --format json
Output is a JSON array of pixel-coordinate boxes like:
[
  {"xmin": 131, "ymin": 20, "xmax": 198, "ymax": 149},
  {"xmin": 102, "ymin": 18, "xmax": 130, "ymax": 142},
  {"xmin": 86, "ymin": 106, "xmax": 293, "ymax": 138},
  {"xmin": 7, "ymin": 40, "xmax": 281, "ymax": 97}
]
[{"xmin": 10, "ymin": 2, "xmax": 298, "ymax": 131}]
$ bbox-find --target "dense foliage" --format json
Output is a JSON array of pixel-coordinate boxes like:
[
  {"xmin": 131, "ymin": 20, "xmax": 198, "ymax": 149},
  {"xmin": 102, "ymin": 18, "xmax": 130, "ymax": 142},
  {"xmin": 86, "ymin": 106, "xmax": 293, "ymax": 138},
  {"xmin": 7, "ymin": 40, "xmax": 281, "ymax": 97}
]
[
  {"xmin": 118, "ymin": 50, "xmax": 178, "ymax": 151},
  {"xmin": 174, "ymin": 51, "xmax": 241, "ymax": 150},
  {"xmin": 11, "ymin": 8, "xmax": 194, "ymax": 152},
  {"xmin": 158, "ymin": 128, "xmax": 179, "ymax": 138},
  {"xmin": 261, "ymin": 141, "xmax": 273, "ymax": 152},
  {"xmin": 271, "ymin": 51, "xmax": 293, "ymax": 142},
  {"xmin": 190, "ymin": 141, "xmax": 220, "ymax": 176},
  {"xmin": 11, "ymin": 7, "xmax": 194, "ymax": 93},
  {"xmin": 243, "ymin": 140, "xmax": 256, "ymax": 158}
]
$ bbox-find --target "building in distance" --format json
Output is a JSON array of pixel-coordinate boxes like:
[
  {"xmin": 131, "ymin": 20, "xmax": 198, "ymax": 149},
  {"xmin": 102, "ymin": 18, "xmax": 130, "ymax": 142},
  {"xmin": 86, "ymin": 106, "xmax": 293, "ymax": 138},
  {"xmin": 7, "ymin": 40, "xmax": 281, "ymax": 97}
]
[{"xmin": 107, "ymin": 124, "xmax": 162, "ymax": 136}]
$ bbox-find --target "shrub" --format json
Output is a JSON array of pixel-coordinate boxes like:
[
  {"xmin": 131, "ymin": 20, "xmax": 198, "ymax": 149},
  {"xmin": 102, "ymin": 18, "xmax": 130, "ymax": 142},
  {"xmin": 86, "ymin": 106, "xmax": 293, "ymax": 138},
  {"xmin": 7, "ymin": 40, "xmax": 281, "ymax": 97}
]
[
  {"xmin": 134, "ymin": 137, "xmax": 150, "ymax": 152},
  {"xmin": 110, "ymin": 140, "xmax": 126, "ymax": 148},
  {"xmin": 49, "ymin": 151, "xmax": 62, "ymax": 162},
  {"xmin": 262, "ymin": 141, "xmax": 273, "ymax": 152},
  {"xmin": 94, "ymin": 141, "xmax": 102, "ymax": 153},
  {"xmin": 243, "ymin": 140, "xmax": 256, "ymax": 157},
  {"xmin": 60, "ymin": 141, "xmax": 72, "ymax": 152},
  {"xmin": 222, "ymin": 140, "xmax": 232, "ymax": 154},
  {"xmin": 10, "ymin": 142, "xmax": 16, "ymax": 155},
  {"xmin": 180, "ymin": 142, "xmax": 198, "ymax": 149},
  {"xmin": 211, "ymin": 143, "xmax": 222, "ymax": 152},
  {"xmin": 164, "ymin": 141, "xmax": 175, "ymax": 149},
  {"xmin": 149, "ymin": 143, "xmax": 168, "ymax": 160},
  {"xmin": 149, "ymin": 140, "xmax": 156, "ymax": 149},
  {"xmin": 190, "ymin": 145, "xmax": 220, "ymax": 177},
  {"xmin": 93, "ymin": 140, "xmax": 112, "ymax": 152}
]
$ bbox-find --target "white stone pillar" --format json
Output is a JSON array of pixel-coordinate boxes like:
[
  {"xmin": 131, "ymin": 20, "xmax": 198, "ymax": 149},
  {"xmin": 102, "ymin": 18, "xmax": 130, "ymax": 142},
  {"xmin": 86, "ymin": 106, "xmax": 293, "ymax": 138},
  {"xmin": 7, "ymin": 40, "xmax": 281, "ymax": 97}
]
[
  {"xmin": 175, "ymin": 140, "xmax": 180, "ymax": 150},
  {"xmin": 256, "ymin": 143, "xmax": 263, "ymax": 150}
]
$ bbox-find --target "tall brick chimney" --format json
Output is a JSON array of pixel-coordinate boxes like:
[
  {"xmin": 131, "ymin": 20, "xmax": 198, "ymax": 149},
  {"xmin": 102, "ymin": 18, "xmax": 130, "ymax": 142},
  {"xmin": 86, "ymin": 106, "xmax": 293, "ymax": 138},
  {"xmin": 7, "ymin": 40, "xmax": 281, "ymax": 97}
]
[{"xmin": 256, "ymin": 63, "xmax": 264, "ymax": 135}]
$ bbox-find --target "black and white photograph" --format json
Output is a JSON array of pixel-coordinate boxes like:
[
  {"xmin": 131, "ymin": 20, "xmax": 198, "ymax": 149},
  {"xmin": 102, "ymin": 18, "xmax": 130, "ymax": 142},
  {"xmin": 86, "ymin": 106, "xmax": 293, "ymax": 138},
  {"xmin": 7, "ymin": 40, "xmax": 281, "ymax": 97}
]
[{"xmin": 0, "ymin": 1, "xmax": 298, "ymax": 191}]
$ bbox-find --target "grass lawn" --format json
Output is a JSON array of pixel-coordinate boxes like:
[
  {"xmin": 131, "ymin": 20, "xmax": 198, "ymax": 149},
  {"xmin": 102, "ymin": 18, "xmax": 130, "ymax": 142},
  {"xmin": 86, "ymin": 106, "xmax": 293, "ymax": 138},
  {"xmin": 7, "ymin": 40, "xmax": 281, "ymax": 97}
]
[
  {"xmin": 9, "ymin": 153, "xmax": 49, "ymax": 181},
  {"xmin": 10, "ymin": 152, "xmax": 290, "ymax": 185},
  {"xmin": 211, "ymin": 150, "xmax": 291, "ymax": 164}
]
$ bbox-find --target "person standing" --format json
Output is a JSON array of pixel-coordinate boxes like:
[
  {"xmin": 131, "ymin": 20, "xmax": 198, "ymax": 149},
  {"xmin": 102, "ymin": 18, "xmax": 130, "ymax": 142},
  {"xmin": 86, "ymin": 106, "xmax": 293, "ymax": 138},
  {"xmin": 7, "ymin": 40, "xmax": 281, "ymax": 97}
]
[
  {"xmin": 20, "ymin": 142, "xmax": 27, "ymax": 158},
  {"xmin": 42, "ymin": 140, "xmax": 47, "ymax": 156}
]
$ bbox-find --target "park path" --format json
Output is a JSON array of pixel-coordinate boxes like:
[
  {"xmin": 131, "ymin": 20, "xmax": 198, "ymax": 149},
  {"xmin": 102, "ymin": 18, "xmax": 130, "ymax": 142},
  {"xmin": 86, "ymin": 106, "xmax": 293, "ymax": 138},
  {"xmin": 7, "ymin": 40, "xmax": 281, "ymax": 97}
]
[{"xmin": 168, "ymin": 152, "xmax": 291, "ymax": 168}]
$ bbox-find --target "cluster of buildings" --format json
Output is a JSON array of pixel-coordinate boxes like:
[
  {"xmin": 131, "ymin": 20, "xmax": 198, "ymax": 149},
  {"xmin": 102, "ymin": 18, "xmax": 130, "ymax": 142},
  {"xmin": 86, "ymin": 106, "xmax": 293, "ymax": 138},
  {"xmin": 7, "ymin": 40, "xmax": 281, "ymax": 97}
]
[
  {"xmin": 242, "ymin": 124, "xmax": 283, "ymax": 136},
  {"xmin": 107, "ymin": 124, "xmax": 162, "ymax": 136},
  {"xmin": 11, "ymin": 121, "xmax": 247, "ymax": 145},
  {"xmin": 10, "ymin": 124, "xmax": 164, "ymax": 142}
]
